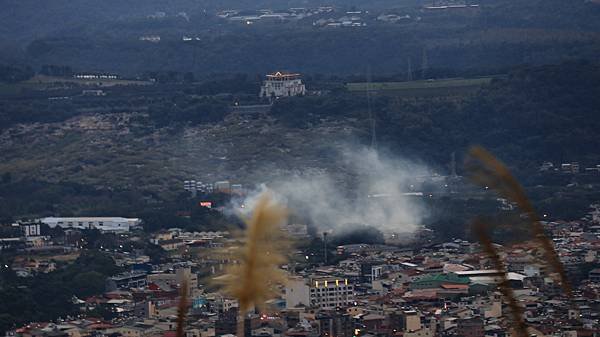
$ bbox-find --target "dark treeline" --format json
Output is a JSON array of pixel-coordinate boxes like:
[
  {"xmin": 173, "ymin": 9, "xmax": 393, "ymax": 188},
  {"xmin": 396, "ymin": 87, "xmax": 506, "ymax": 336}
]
[
  {"xmin": 0, "ymin": 65, "xmax": 34, "ymax": 83},
  {"xmin": 0, "ymin": 251, "xmax": 121, "ymax": 334},
  {"xmin": 17, "ymin": 28, "xmax": 600, "ymax": 77},
  {"xmin": 0, "ymin": 0, "xmax": 598, "ymax": 76}
]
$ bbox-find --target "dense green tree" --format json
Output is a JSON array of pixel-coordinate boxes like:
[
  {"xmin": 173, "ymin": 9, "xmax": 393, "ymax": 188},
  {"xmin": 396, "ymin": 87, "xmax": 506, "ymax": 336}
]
[
  {"xmin": 0, "ymin": 250, "xmax": 121, "ymax": 334},
  {"xmin": 1, "ymin": 172, "xmax": 12, "ymax": 184},
  {"xmin": 71, "ymin": 271, "xmax": 107, "ymax": 298}
]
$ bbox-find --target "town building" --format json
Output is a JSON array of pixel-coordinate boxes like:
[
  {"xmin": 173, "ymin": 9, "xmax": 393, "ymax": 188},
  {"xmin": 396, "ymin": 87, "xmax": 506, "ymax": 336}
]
[
  {"xmin": 39, "ymin": 217, "xmax": 141, "ymax": 232},
  {"xmin": 147, "ymin": 266, "xmax": 198, "ymax": 295},
  {"xmin": 409, "ymin": 272, "xmax": 469, "ymax": 290},
  {"xmin": 106, "ymin": 271, "xmax": 148, "ymax": 290},
  {"xmin": 285, "ymin": 277, "xmax": 354, "ymax": 309},
  {"xmin": 20, "ymin": 222, "xmax": 41, "ymax": 237},
  {"xmin": 259, "ymin": 72, "xmax": 306, "ymax": 98},
  {"xmin": 561, "ymin": 162, "xmax": 580, "ymax": 174},
  {"xmin": 214, "ymin": 181, "xmax": 232, "ymax": 193},
  {"xmin": 590, "ymin": 268, "xmax": 600, "ymax": 282},
  {"xmin": 82, "ymin": 89, "xmax": 106, "ymax": 96},
  {"xmin": 456, "ymin": 316, "xmax": 484, "ymax": 337},
  {"xmin": 315, "ymin": 311, "xmax": 352, "ymax": 337},
  {"xmin": 281, "ymin": 223, "xmax": 309, "ymax": 238}
]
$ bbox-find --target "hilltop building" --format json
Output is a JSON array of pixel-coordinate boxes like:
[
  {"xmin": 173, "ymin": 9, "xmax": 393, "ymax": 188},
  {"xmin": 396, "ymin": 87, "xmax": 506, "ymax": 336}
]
[{"xmin": 259, "ymin": 72, "xmax": 306, "ymax": 98}]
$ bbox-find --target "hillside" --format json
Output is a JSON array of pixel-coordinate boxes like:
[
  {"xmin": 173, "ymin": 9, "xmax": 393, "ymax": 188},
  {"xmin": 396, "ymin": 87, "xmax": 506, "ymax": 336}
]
[
  {"xmin": 0, "ymin": 62, "xmax": 600, "ymax": 221},
  {"xmin": 0, "ymin": 111, "xmax": 360, "ymax": 191}
]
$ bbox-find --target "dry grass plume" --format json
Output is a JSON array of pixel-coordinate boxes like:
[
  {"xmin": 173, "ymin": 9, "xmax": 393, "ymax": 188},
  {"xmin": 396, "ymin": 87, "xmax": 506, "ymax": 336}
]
[
  {"xmin": 472, "ymin": 219, "xmax": 528, "ymax": 337},
  {"xmin": 176, "ymin": 280, "xmax": 190, "ymax": 337},
  {"xmin": 465, "ymin": 146, "xmax": 572, "ymax": 297},
  {"xmin": 218, "ymin": 191, "xmax": 289, "ymax": 336}
]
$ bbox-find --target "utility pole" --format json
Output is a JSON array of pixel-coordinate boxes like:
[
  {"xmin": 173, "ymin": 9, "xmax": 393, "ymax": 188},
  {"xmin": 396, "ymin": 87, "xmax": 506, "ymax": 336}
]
[
  {"xmin": 421, "ymin": 47, "xmax": 429, "ymax": 79},
  {"xmin": 366, "ymin": 65, "xmax": 377, "ymax": 150},
  {"xmin": 450, "ymin": 151, "xmax": 457, "ymax": 178},
  {"xmin": 323, "ymin": 232, "xmax": 328, "ymax": 264}
]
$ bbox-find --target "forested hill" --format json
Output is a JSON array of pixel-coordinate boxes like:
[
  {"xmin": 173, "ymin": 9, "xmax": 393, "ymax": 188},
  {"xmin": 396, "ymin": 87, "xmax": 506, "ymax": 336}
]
[{"xmin": 1, "ymin": 0, "xmax": 600, "ymax": 75}]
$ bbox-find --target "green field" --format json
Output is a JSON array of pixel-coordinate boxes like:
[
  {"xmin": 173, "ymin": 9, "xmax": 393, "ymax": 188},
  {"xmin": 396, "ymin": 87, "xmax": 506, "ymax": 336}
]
[{"xmin": 346, "ymin": 77, "xmax": 495, "ymax": 96}]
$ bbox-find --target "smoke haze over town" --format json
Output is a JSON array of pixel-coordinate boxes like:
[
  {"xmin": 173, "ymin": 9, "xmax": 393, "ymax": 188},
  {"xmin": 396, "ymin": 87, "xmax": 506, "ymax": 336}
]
[{"xmin": 230, "ymin": 146, "xmax": 426, "ymax": 234}]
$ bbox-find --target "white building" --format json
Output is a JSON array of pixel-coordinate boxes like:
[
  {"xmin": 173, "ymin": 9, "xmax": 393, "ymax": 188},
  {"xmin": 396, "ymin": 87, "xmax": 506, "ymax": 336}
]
[
  {"xmin": 281, "ymin": 223, "xmax": 309, "ymax": 238},
  {"xmin": 214, "ymin": 180, "xmax": 231, "ymax": 193},
  {"xmin": 39, "ymin": 217, "xmax": 141, "ymax": 232},
  {"xmin": 20, "ymin": 223, "xmax": 41, "ymax": 237},
  {"xmin": 285, "ymin": 277, "xmax": 354, "ymax": 309},
  {"xmin": 259, "ymin": 72, "xmax": 306, "ymax": 98}
]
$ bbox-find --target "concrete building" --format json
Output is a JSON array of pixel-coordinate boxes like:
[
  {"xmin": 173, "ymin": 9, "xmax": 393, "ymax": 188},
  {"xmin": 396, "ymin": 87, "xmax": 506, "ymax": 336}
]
[
  {"xmin": 259, "ymin": 72, "xmax": 306, "ymax": 98},
  {"xmin": 281, "ymin": 223, "xmax": 309, "ymax": 238},
  {"xmin": 409, "ymin": 273, "xmax": 469, "ymax": 290},
  {"xmin": 285, "ymin": 277, "xmax": 354, "ymax": 309},
  {"xmin": 0, "ymin": 237, "xmax": 26, "ymax": 251},
  {"xmin": 389, "ymin": 310, "xmax": 422, "ymax": 332},
  {"xmin": 82, "ymin": 89, "xmax": 106, "ymax": 96},
  {"xmin": 147, "ymin": 267, "xmax": 198, "ymax": 294},
  {"xmin": 158, "ymin": 238, "xmax": 185, "ymax": 251},
  {"xmin": 315, "ymin": 311, "xmax": 352, "ymax": 337},
  {"xmin": 39, "ymin": 217, "xmax": 141, "ymax": 232},
  {"xmin": 561, "ymin": 162, "xmax": 580, "ymax": 174},
  {"xmin": 214, "ymin": 181, "xmax": 231, "ymax": 193},
  {"xmin": 107, "ymin": 271, "xmax": 148, "ymax": 290},
  {"xmin": 184, "ymin": 180, "xmax": 214, "ymax": 195},
  {"xmin": 20, "ymin": 222, "xmax": 41, "ymax": 237},
  {"xmin": 456, "ymin": 317, "xmax": 484, "ymax": 337}
]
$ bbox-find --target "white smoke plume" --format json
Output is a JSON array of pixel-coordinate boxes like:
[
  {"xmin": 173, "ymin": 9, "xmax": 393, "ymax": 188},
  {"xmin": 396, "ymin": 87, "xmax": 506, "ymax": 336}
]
[{"xmin": 230, "ymin": 147, "xmax": 427, "ymax": 235}]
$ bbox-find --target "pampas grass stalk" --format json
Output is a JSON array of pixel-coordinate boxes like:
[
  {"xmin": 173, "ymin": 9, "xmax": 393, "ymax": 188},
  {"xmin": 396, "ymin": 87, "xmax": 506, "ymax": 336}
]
[
  {"xmin": 472, "ymin": 220, "xmax": 528, "ymax": 337},
  {"xmin": 176, "ymin": 280, "xmax": 189, "ymax": 337},
  {"xmin": 466, "ymin": 146, "xmax": 572, "ymax": 297},
  {"xmin": 220, "ymin": 192, "xmax": 288, "ymax": 337}
]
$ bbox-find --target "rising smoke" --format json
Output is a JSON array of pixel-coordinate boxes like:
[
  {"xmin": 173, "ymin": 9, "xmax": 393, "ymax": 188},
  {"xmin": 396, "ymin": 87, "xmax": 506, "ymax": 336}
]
[{"xmin": 230, "ymin": 146, "xmax": 427, "ymax": 235}]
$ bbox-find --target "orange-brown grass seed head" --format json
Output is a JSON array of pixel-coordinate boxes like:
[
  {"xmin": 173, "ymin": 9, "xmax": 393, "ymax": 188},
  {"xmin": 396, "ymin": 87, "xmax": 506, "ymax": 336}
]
[
  {"xmin": 466, "ymin": 146, "xmax": 572, "ymax": 297},
  {"xmin": 219, "ymin": 191, "xmax": 289, "ymax": 315}
]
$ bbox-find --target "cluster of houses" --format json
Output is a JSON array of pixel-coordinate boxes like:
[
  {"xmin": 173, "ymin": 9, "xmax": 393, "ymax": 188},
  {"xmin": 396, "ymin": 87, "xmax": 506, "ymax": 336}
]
[
  {"xmin": 3, "ymin": 202, "xmax": 600, "ymax": 337},
  {"xmin": 215, "ymin": 7, "xmax": 414, "ymax": 28},
  {"xmin": 540, "ymin": 161, "xmax": 600, "ymax": 174},
  {"xmin": 212, "ymin": 4, "xmax": 483, "ymax": 28},
  {"xmin": 183, "ymin": 180, "xmax": 245, "ymax": 196},
  {"xmin": 4, "ymin": 209, "xmax": 600, "ymax": 337},
  {"xmin": 216, "ymin": 7, "xmax": 334, "ymax": 25}
]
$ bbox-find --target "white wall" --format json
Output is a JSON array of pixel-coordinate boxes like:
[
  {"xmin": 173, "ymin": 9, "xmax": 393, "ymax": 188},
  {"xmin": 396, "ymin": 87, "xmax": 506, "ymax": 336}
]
[
  {"xmin": 40, "ymin": 217, "xmax": 140, "ymax": 232},
  {"xmin": 285, "ymin": 278, "xmax": 310, "ymax": 308}
]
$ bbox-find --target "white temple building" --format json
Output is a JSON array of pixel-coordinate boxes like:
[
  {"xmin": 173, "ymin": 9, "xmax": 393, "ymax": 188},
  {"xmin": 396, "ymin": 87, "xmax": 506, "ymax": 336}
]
[{"xmin": 259, "ymin": 72, "xmax": 306, "ymax": 98}]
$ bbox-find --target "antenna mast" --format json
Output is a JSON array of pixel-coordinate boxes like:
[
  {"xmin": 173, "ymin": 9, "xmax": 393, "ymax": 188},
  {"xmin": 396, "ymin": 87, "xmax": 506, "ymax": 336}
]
[
  {"xmin": 421, "ymin": 47, "xmax": 429, "ymax": 79},
  {"xmin": 366, "ymin": 65, "xmax": 377, "ymax": 150}
]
